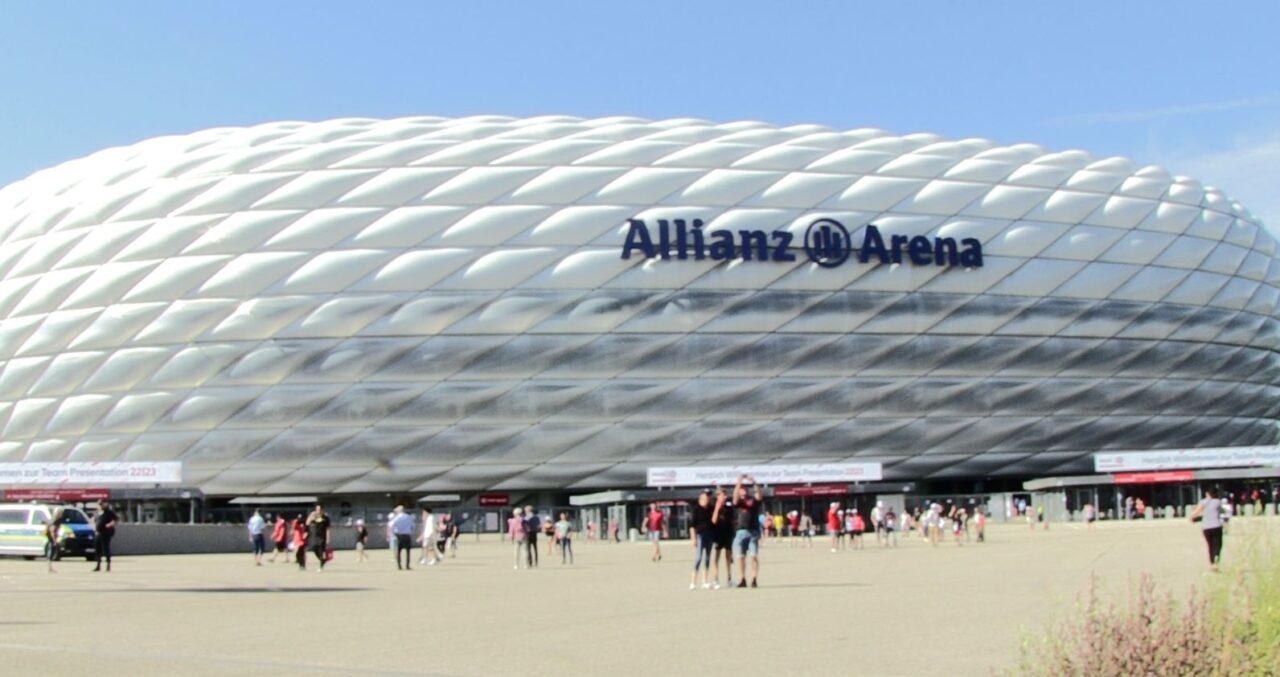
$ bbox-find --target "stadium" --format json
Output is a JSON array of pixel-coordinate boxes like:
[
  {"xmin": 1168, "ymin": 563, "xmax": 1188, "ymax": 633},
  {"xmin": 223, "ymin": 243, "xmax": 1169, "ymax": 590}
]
[{"xmin": 0, "ymin": 116, "xmax": 1276, "ymax": 511}]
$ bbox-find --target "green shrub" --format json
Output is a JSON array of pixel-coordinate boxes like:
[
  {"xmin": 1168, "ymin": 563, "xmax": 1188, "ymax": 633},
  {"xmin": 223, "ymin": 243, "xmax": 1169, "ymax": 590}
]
[{"xmin": 1009, "ymin": 526, "xmax": 1280, "ymax": 676}]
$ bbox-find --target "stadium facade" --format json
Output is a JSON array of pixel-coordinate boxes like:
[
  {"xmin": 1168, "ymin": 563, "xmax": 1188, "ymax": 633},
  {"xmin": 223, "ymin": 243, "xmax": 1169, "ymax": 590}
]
[{"xmin": 0, "ymin": 115, "xmax": 1276, "ymax": 500}]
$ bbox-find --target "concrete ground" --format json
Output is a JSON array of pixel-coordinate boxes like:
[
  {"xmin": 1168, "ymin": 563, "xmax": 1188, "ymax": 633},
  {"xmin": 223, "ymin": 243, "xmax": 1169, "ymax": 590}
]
[{"xmin": 0, "ymin": 518, "xmax": 1272, "ymax": 677}]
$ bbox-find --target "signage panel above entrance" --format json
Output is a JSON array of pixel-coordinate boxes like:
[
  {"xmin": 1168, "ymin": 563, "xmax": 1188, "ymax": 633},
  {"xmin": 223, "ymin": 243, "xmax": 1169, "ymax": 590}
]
[{"xmin": 647, "ymin": 463, "xmax": 883, "ymax": 488}]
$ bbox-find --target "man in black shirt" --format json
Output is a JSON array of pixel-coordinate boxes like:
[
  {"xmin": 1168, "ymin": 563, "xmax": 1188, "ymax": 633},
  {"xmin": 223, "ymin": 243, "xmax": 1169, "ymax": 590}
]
[
  {"xmin": 731, "ymin": 475, "xmax": 764, "ymax": 588},
  {"xmin": 93, "ymin": 501, "xmax": 118, "ymax": 573},
  {"xmin": 306, "ymin": 504, "xmax": 331, "ymax": 571},
  {"xmin": 689, "ymin": 490, "xmax": 715, "ymax": 590},
  {"xmin": 711, "ymin": 487, "xmax": 735, "ymax": 588}
]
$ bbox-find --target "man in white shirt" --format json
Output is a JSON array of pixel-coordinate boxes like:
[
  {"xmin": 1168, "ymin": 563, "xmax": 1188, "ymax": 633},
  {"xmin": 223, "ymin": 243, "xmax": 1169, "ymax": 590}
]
[
  {"xmin": 247, "ymin": 509, "xmax": 266, "ymax": 566},
  {"xmin": 420, "ymin": 507, "xmax": 440, "ymax": 566},
  {"xmin": 389, "ymin": 505, "xmax": 415, "ymax": 571}
]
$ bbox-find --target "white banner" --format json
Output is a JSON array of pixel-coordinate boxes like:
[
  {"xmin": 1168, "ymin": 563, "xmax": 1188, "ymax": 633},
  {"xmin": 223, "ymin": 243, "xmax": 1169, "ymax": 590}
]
[
  {"xmin": 1094, "ymin": 447, "xmax": 1280, "ymax": 473},
  {"xmin": 0, "ymin": 462, "xmax": 183, "ymax": 486},
  {"xmin": 647, "ymin": 463, "xmax": 882, "ymax": 487}
]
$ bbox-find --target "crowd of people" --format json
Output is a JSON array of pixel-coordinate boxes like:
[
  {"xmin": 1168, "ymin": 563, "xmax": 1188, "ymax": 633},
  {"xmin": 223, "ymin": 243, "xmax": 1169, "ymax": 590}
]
[{"xmin": 221, "ymin": 483, "xmax": 1263, "ymax": 582}]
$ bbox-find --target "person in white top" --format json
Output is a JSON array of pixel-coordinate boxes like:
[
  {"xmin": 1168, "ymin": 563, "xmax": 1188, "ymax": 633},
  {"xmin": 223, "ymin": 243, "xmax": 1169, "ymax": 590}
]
[
  {"xmin": 420, "ymin": 507, "xmax": 440, "ymax": 566},
  {"xmin": 389, "ymin": 505, "xmax": 415, "ymax": 571},
  {"xmin": 247, "ymin": 510, "xmax": 266, "ymax": 566}
]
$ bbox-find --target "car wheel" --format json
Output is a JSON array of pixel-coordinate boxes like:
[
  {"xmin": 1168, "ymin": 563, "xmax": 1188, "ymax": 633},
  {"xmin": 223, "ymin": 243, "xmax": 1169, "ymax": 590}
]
[
  {"xmin": 84, "ymin": 556, "xmax": 96, "ymax": 562},
  {"xmin": 22, "ymin": 556, "xmax": 35, "ymax": 561}
]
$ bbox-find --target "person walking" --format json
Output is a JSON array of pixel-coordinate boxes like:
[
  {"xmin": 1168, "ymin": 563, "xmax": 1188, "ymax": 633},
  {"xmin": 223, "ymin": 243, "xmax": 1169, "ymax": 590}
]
[
  {"xmin": 420, "ymin": 507, "xmax": 440, "ymax": 566},
  {"xmin": 523, "ymin": 506, "xmax": 540, "ymax": 568},
  {"xmin": 608, "ymin": 518, "xmax": 619, "ymax": 543},
  {"xmin": 291, "ymin": 514, "xmax": 308, "ymax": 570},
  {"xmin": 389, "ymin": 505, "xmax": 415, "ymax": 571},
  {"xmin": 269, "ymin": 514, "xmax": 289, "ymax": 563},
  {"xmin": 354, "ymin": 519, "xmax": 369, "ymax": 563},
  {"xmin": 799, "ymin": 512, "xmax": 814, "ymax": 548},
  {"xmin": 554, "ymin": 512, "xmax": 574, "ymax": 565},
  {"xmin": 509, "ymin": 508, "xmax": 528, "ymax": 570},
  {"xmin": 543, "ymin": 516, "xmax": 556, "ymax": 558},
  {"xmin": 92, "ymin": 501, "xmax": 118, "ymax": 572},
  {"xmin": 247, "ymin": 508, "xmax": 266, "ymax": 567},
  {"xmin": 851, "ymin": 510, "xmax": 866, "ymax": 549},
  {"xmin": 446, "ymin": 516, "xmax": 460, "ymax": 558},
  {"xmin": 732, "ymin": 475, "xmax": 764, "ymax": 588},
  {"xmin": 711, "ymin": 487, "xmax": 735, "ymax": 589},
  {"xmin": 44, "ymin": 508, "xmax": 64, "ymax": 574},
  {"xmin": 884, "ymin": 509, "xmax": 898, "ymax": 547},
  {"xmin": 689, "ymin": 490, "xmax": 715, "ymax": 589},
  {"xmin": 974, "ymin": 508, "xmax": 987, "ymax": 543},
  {"xmin": 827, "ymin": 503, "xmax": 842, "ymax": 553},
  {"xmin": 434, "ymin": 515, "xmax": 450, "ymax": 563},
  {"xmin": 306, "ymin": 505, "xmax": 332, "ymax": 571},
  {"xmin": 1189, "ymin": 487, "xmax": 1228, "ymax": 572},
  {"xmin": 1083, "ymin": 503, "xmax": 1096, "ymax": 532},
  {"xmin": 646, "ymin": 503, "xmax": 665, "ymax": 562}
]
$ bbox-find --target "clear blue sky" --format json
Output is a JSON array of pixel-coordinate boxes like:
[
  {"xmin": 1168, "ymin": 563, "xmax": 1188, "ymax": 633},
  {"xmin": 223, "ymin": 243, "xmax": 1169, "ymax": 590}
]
[{"xmin": 3, "ymin": 2, "xmax": 1278, "ymax": 224}]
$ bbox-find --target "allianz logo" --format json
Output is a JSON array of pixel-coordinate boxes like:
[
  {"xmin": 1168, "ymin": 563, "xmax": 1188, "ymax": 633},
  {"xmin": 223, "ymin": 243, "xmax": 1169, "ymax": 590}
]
[{"xmin": 621, "ymin": 217, "xmax": 984, "ymax": 269}]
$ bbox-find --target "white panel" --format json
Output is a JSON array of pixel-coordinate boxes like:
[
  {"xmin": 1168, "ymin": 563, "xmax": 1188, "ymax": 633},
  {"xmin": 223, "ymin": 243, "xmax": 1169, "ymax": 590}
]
[
  {"xmin": 1022, "ymin": 190, "xmax": 1108, "ymax": 224},
  {"xmin": 985, "ymin": 259, "xmax": 1085, "ymax": 296},
  {"xmin": 183, "ymin": 210, "xmax": 302, "ymax": 255},
  {"xmin": 982, "ymin": 221, "xmax": 1068, "ymax": 258},
  {"xmin": 433, "ymin": 205, "xmax": 556, "ymax": 246},
  {"xmin": 1152, "ymin": 236, "xmax": 1214, "ymax": 269},
  {"xmin": 893, "ymin": 180, "xmax": 989, "ymax": 215},
  {"xmin": 745, "ymin": 172, "xmax": 850, "ymax": 208},
  {"xmin": 1161, "ymin": 271, "xmax": 1230, "ymax": 305},
  {"xmin": 961, "ymin": 185, "xmax": 1049, "ymax": 220},
  {"xmin": 354, "ymin": 249, "xmax": 477, "ymax": 292},
  {"xmin": 1051, "ymin": 262, "xmax": 1140, "ymax": 299},
  {"xmin": 435, "ymin": 248, "xmax": 563, "ymax": 289},
  {"xmin": 195, "ymin": 252, "xmax": 310, "ymax": 297},
  {"xmin": 277, "ymin": 249, "xmax": 392, "ymax": 293},
  {"xmin": 1098, "ymin": 231, "xmax": 1175, "ymax": 265},
  {"xmin": 328, "ymin": 166, "xmax": 457, "ymax": 207},
  {"xmin": 668, "ymin": 169, "xmax": 782, "ymax": 207},
  {"xmin": 504, "ymin": 166, "xmax": 627, "ymax": 204},
  {"xmin": 418, "ymin": 166, "xmax": 544, "ymax": 205},
  {"xmin": 350, "ymin": 206, "xmax": 469, "ymax": 247},
  {"xmin": 510, "ymin": 206, "xmax": 646, "ymax": 246},
  {"xmin": 522, "ymin": 250, "xmax": 637, "ymax": 289},
  {"xmin": 262, "ymin": 208, "xmax": 385, "ymax": 250},
  {"xmin": 588, "ymin": 167, "xmax": 705, "ymax": 204},
  {"xmin": 1110, "ymin": 267, "xmax": 1190, "ymax": 302},
  {"xmin": 824, "ymin": 176, "xmax": 927, "ymax": 211},
  {"xmin": 1083, "ymin": 196, "xmax": 1158, "ymax": 229},
  {"xmin": 1037, "ymin": 225, "xmax": 1127, "ymax": 261}
]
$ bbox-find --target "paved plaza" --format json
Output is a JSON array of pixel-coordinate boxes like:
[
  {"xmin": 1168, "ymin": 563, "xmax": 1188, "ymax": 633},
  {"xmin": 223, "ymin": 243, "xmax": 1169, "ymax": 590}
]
[{"xmin": 0, "ymin": 518, "xmax": 1271, "ymax": 676}]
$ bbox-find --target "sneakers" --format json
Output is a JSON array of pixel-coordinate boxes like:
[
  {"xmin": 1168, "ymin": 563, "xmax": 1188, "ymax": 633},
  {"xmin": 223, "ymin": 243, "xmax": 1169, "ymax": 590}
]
[
  {"xmin": 701, "ymin": 583, "xmax": 711, "ymax": 590},
  {"xmin": 736, "ymin": 580, "xmax": 747, "ymax": 588},
  {"xmin": 689, "ymin": 583, "xmax": 696, "ymax": 590},
  {"xmin": 750, "ymin": 579, "xmax": 758, "ymax": 588},
  {"xmin": 713, "ymin": 581, "xmax": 721, "ymax": 590}
]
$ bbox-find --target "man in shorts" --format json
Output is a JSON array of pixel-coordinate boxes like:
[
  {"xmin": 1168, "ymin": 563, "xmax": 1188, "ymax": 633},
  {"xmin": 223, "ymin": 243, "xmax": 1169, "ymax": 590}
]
[
  {"xmin": 732, "ymin": 475, "xmax": 764, "ymax": 588},
  {"xmin": 646, "ymin": 503, "xmax": 666, "ymax": 562}
]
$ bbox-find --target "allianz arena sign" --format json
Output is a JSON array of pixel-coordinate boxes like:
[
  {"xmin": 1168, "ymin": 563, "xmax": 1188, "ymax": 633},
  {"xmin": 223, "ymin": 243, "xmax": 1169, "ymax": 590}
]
[{"xmin": 622, "ymin": 218, "xmax": 986, "ymax": 269}]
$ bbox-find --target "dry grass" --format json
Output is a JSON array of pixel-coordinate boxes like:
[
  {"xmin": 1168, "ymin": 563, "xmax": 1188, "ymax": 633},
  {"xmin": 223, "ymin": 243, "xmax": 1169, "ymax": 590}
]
[{"xmin": 1010, "ymin": 524, "xmax": 1280, "ymax": 676}]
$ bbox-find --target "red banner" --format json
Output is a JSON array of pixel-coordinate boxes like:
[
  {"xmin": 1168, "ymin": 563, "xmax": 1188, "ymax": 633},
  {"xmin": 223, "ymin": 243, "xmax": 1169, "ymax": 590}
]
[
  {"xmin": 4, "ymin": 488, "xmax": 110, "ymax": 501},
  {"xmin": 478, "ymin": 493, "xmax": 510, "ymax": 507},
  {"xmin": 773, "ymin": 484, "xmax": 848, "ymax": 497},
  {"xmin": 1112, "ymin": 471, "xmax": 1196, "ymax": 485}
]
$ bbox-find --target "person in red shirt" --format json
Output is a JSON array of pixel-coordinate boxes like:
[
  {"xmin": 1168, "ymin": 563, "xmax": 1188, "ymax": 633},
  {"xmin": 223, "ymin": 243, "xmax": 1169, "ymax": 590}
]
[
  {"xmin": 646, "ymin": 504, "xmax": 666, "ymax": 562},
  {"xmin": 827, "ymin": 502, "xmax": 842, "ymax": 553},
  {"xmin": 291, "ymin": 515, "xmax": 308, "ymax": 570},
  {"xmin": 787, "ymin": 511, "xmax": 800, "ymax": 547},
  {"xmin": 268, "ymin": 515, "xmax": 288, "ymax": 564}
]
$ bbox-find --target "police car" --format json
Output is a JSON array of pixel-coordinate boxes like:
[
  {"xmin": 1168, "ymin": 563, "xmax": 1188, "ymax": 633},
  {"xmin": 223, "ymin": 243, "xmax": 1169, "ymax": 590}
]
[{"xmin": 0, "ymin": 503, "xmax": 97, "ymax": 561}]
